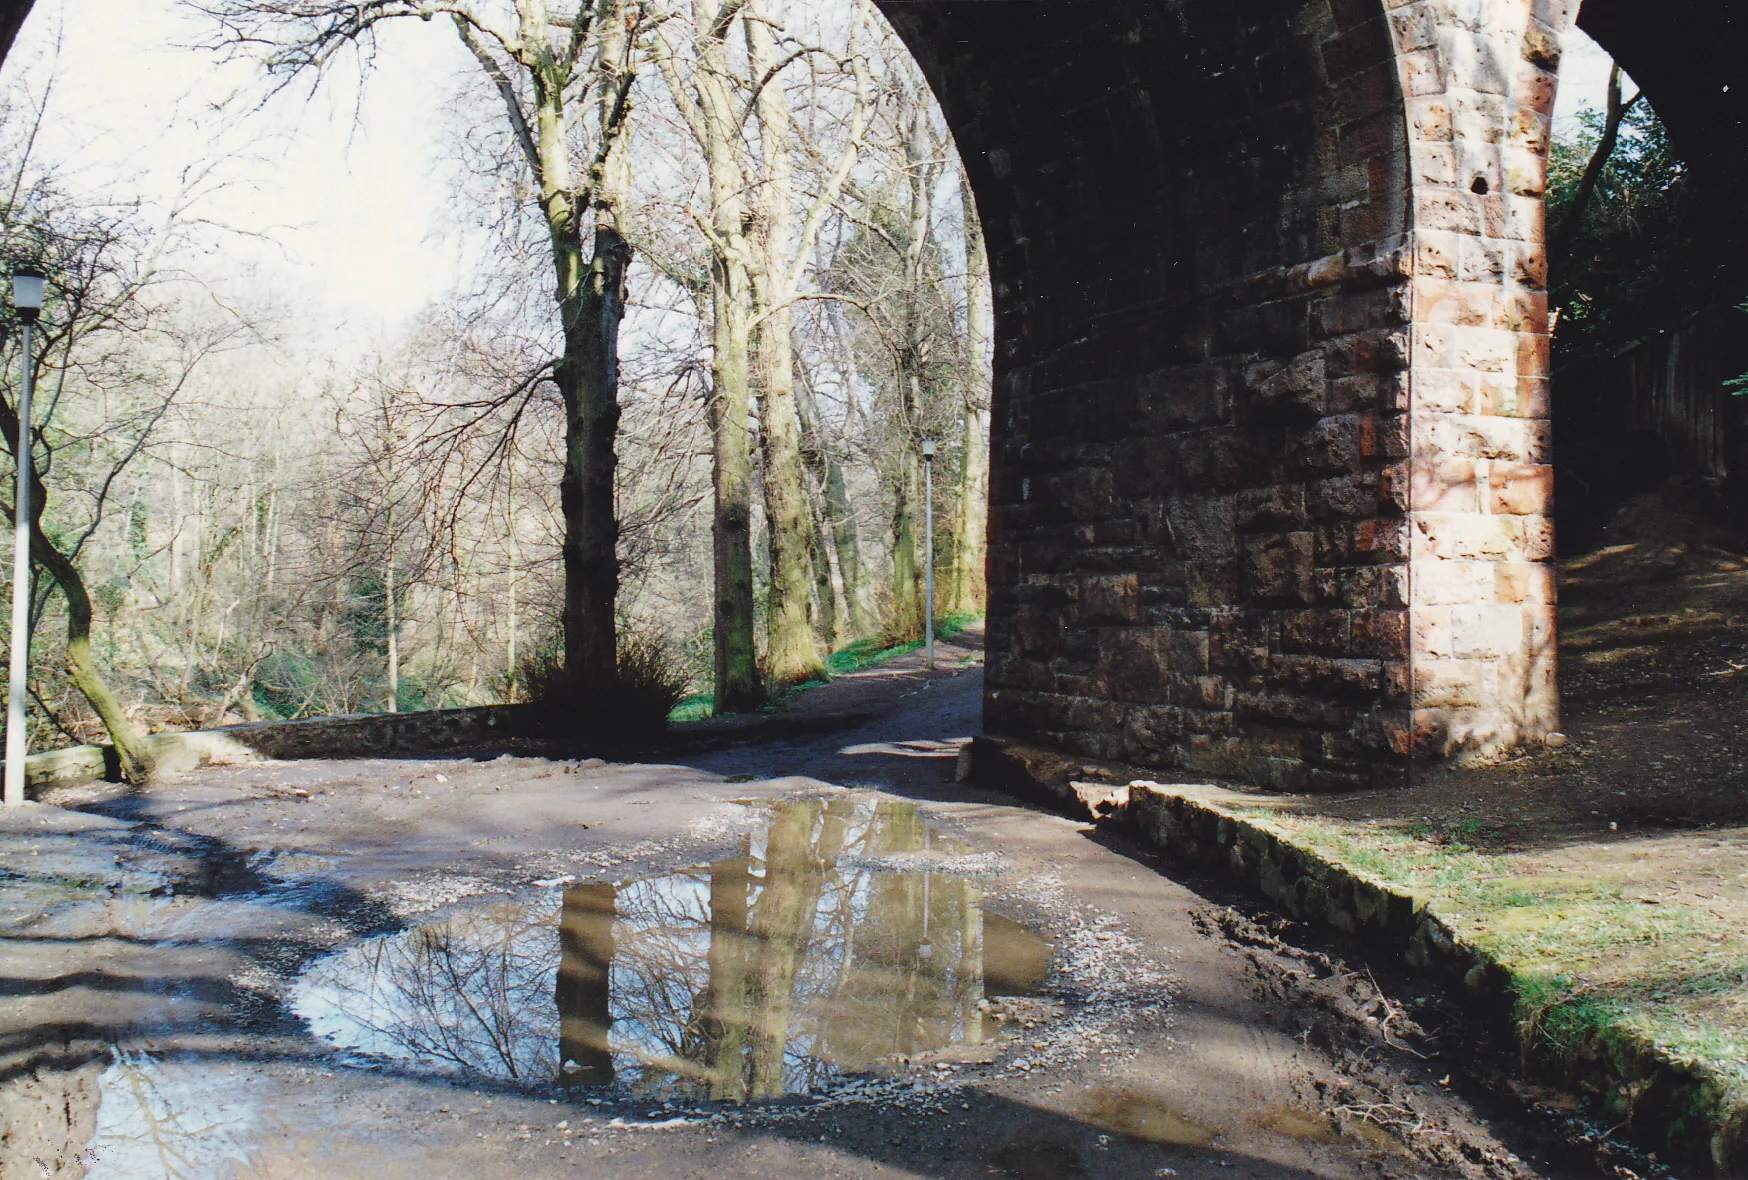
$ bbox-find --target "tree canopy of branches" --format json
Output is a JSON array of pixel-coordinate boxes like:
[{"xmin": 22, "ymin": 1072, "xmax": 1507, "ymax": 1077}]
[
  {"xmin": 195, "ymin": 0, "xmax": 650, "ymax": 705},
  {"xmin": 1548, "ymin": 96, "xmax": 1724, "ymax": 369}
]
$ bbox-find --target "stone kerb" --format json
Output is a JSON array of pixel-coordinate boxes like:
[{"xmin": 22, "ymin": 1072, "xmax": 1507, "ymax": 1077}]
[{"xmin": 1388, "ymin": 0, "xmax": 1566, "ymax": 760}]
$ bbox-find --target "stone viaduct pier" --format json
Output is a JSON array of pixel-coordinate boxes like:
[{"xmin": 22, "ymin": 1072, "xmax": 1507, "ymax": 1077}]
[
  {"xmin": 0, "ymin": 0, "xmax": 1739, "ymax": 790},
  {"xmin": 886, "ymin": 0, "xmax": 1746, "ymax": 790}
]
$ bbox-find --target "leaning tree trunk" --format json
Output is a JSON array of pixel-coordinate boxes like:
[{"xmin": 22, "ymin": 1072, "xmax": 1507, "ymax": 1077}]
[
  {"xmin": 747, "ymin": 10, "xmax": 825, "ymax": 688},
  {"xmin": 0, "ymin": 391, "xmax": 152, "ymax": 782},
  {"xmin": 32, "ymin": 532, "xmax": 154, "ymax": 784},
  {"xmin": 1551, "ymin": 63, "xmax": 1632, "ymax": 267}
]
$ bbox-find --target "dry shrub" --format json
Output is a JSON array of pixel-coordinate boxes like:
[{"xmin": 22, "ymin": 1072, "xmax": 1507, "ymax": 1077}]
[{"xmin": 520, "ymin": 627, "xmax": 689, "ymax": 746}]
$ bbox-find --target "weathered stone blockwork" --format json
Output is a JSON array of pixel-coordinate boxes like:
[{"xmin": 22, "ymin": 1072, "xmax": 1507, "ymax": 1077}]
[
  {"xmin": 894, "ymin": 0, "xmax": 1429, "ymax": 789},
  {"xmin": 887, "ymin": 0, "xmax": 1585, "ymax": 788},
  {"xmin": 1389, "ymin": 0, "xmax": 1564, "ymax": 759}
]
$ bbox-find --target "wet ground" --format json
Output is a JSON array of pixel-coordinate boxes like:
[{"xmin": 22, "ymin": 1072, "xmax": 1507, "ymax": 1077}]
[{"xmin": 1, "ymin": 637, "xmax": 1637, "ymax": 1178}]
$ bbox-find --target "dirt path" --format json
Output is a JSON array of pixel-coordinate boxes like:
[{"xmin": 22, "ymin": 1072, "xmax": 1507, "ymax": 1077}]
[{"xmin": 2, "ymin": 637, "xmax": 1619, "ymax": 1179}]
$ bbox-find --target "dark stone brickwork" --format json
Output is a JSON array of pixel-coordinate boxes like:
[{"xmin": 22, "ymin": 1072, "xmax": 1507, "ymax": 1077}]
[{"xmin": 892, "ymin": 0, "xmax": 1422, "ymax": 790}]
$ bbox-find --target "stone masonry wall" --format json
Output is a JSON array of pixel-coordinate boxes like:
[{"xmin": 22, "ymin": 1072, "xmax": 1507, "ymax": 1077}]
[
  {"xmin": 887, "ymin": 0, "xmax": 1574, "ymax": 788},
  {"xmin": 894, "ymin": 0, "xmax": 1427, "ymax": 790}
]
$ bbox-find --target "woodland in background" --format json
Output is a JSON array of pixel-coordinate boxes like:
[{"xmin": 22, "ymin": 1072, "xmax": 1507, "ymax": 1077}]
[
  {"xmin": 0, "ymin": 0, "xmax": 990, "ymax": 760},
  {"xmin": 1546, "ymin": 73, "xmax": 1748, "ymax": 547}
]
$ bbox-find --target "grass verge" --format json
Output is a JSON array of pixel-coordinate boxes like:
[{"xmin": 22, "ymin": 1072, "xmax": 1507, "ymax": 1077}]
[
  {"xmin": 1238, "ymin": 809, "xmax": 1748, "ymax": 1090},
  {"xmin": 1117, "ymin": 780, "xmax": 1748, "ymax": 1172}
]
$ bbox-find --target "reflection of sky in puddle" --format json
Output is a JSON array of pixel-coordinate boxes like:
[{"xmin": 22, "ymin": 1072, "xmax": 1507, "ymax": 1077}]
[
  {"xmin": 294, "ymin": 798, "xmax": 1049, "ymax": 1100},
  {"xmin": 85, "ymin": 1047, "xmax": 259, "ymax": 1179}
]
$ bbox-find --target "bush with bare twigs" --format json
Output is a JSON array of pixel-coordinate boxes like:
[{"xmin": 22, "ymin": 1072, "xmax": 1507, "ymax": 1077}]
[{"xmin": 517, "ymin": 627, "xmax": 688, "ymax": 746}]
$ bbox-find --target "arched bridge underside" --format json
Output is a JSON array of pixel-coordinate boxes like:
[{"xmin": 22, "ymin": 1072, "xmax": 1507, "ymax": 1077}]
[
  {"xmin": 884, "ymin": 0, "xmax": 1745, "ymax": 791},
  {"xmin": 0, "ymin": 0, "xmax": 1735, "ymax": 791}
]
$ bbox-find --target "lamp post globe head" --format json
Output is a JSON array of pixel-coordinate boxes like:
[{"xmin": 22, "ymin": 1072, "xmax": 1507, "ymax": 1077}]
[{"xmin": 11, "ymin": 268, "xmax": 45, "ymax": 324}]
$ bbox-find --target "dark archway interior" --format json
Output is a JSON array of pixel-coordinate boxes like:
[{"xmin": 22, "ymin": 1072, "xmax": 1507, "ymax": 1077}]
[
  {"xmin": 1551, "ymin": 0, "xmax": 1748, "ymax": 548},
  {"xmin": 1578, "ymin": 0, "xmax": 1746, "ymax": 213}
]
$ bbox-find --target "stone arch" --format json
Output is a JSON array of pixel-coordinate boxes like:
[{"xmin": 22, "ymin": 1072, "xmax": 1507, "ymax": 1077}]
[
  {"xmin": 895, "ymin": 0, "xmax": 1739, "ymax": 791},
  {"xmin": 10, "ymin": 0, "xmax": 1730, "ymax": 788}
]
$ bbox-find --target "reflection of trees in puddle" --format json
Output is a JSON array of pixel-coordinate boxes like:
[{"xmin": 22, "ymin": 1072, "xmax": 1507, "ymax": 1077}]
[
  {"xmin": 295, "ymin": 799, "xmax": 1046, "ymax": 1099},
  {"xmin": 299, "ymin": 899, "xmax": 566, "ymax": 1081},
  {"xmin": 86, "ymin": 1046, "xmax": 258, "ymax": 1179}
]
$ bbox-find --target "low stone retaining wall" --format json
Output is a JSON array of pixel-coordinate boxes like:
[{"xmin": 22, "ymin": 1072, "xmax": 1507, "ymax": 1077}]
[
  {"xmin": 971, "ymin": 735, "xmax": 1747, "ymax": 1177},
  {"xmin": 21, "ymin": 704, "xmax": 534, "ymax": 795},
  {"xmin": 18, "ymin": 696, "xmax": 882, "ymax": 796}
]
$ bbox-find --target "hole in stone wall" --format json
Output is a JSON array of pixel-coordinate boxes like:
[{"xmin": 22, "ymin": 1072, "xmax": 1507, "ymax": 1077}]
[{"xmin": 1470, "ymin": 176, "xmax": 1489, "ymax": 195}]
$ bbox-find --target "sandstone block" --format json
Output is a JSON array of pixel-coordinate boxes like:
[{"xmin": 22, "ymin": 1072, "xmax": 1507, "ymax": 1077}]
[
  {"xmin": 1486, "ymin": 462, "xmax": 1551, "ymax": 515},
  {"xmin": 1412, "ymin": 659, "xmax": 1482, "ymax": 708}
]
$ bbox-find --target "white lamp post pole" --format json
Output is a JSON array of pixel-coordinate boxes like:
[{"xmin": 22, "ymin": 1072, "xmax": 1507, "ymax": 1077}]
[
  {"xmin": 4, "ymin": 268, "xmax": 44, "ymax": 807},
  {"xmin": 921, "ymin": 437, "xmax": 935, "ymax": 670}
]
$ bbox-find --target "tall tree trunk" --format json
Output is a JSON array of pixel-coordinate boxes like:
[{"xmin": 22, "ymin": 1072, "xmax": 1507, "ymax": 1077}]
[
  {"xmin": 498, "ymin": 0, "xmax": 633, "ymax": 694},
  {"xmin": 889, "ymin": 417, "xmax": 922, "ymax": 639},
  {"xmin": 950, "ymin": 406, "xmax": 987, "ymax": 613},
  {"xmin": 504, "ymin": 465, "xmax": 521, "ymax": 699},
  {"xmin": 558, "ymin": 226, "xmax": 631, "ymax": 690},
  {"xmin": 806, "ymin": 472, "xmax": 843, "ymax": 649},
  {"xmin": 823, "ymin": 311, "xmax": 876, "ymax": 636},
  {"xmin": 695, "ymin": 0, "xmax": 762, "ymax": 711},
  {"xmin": 792, "ymin": 368, "xmax": 848, "ymax": 647},
  {"xmin": 888, "ymin": 106, "xmax": 934, "ymax": 641},
  {"xmin": 949, "ymin": 162, "xmax": 989, "ymax": 615},
  {"xmin": 384, "ymin": 527, "xmax": 399, "ymax": 713},
  {"xmin": 458, "ymin": 0, "xmax": 634, "ymax": 696},
  {"xmin": 746, "ymin": 8, "xmax": 824, "ymax": 687}
]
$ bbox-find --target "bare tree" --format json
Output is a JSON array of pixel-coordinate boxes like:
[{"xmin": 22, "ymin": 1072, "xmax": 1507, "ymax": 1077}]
[
  {"xmin": 0, "ymin": 112, "xmax": 246, "ymax": 780},
  {"xmin": 743, "ymin": 0, "xmax": 869, "ymax": 686},
  {"xmin": 192, "ymin": 0, "xmax": 648, "ymax": 693},
  {"xmin": 656, "ymin": 0, "xmax": 763, "ymax": 710}
]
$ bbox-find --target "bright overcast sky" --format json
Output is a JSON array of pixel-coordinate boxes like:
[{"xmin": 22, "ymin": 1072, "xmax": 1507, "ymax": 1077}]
[
  {"xmin": 4, "ymin": 2, "xmax": 1625, "ymax": 345},
  {"xmin": 5, "ymin": 0, "xmax": 482, "ymax": 341},
  {"xmin": 1554, "ymin": 24, "xmax": 1625, "ymax": 137}
]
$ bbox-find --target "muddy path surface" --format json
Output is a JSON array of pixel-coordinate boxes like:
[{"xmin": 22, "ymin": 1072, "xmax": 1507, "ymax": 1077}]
[{"xmin": 2, "ymin": 641, "xmax": 1624, "ymax": 1179}]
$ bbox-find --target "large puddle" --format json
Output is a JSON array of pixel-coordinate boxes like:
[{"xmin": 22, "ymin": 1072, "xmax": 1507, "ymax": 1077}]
[{"xmin": 293, "ymin": 798, "xmax": 1050, "ymax": 1100}]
